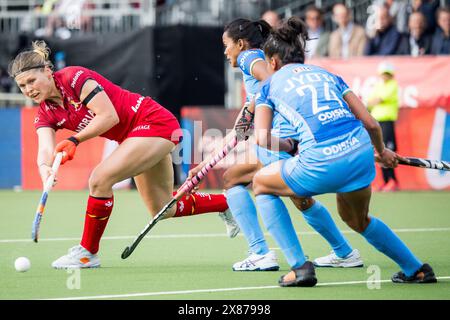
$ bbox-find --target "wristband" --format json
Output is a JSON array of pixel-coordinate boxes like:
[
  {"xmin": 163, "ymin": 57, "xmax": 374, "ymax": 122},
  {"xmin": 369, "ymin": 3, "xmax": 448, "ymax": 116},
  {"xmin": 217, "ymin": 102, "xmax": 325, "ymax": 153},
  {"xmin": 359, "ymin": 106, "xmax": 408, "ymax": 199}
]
[{"xmin": 67, "ymin": 136, "xmax": 80, "ymax": 146}]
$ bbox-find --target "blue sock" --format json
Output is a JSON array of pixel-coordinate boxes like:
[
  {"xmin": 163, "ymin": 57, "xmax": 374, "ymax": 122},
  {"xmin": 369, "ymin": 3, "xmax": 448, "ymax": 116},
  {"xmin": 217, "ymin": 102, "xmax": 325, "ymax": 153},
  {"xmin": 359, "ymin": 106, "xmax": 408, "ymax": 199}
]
[
  {"xmin": 256, "ymin": 194, "xmax": 306, "ymax": 268},
  {"xmin": 302, "ymin": 200, "xmax": 352, "ymax": 258},
  {"xmin": 226, "ymin": 186, "xmax": 269, "ymax": 255},
  {"xmin": 362, "ymin": 216, "xmax": 423, "ymax": 277}
]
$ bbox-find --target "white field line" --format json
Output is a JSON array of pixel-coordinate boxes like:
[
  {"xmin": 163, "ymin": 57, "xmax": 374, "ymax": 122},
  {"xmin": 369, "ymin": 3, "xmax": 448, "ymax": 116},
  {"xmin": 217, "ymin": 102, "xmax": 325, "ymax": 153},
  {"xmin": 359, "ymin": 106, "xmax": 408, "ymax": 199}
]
[
  {"xmin": 44, "ymin": 276, "xmax": 450, "ymax": 300},
  {"xmin": 1, "ymin": 227, "xmax": 450, "ymax": 244}
]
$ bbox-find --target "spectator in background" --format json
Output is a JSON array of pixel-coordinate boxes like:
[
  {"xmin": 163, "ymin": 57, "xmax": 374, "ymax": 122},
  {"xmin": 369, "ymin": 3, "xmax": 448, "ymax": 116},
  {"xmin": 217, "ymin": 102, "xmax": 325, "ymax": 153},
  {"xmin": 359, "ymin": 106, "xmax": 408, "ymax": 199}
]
[
  {"xmin": 411, "ymin": 0, "xmax": 440, "ymax": 34},
  {"xmin": 431, "ymin": 7, "xmax": 450, "ymax": 54},
  {"xmin": 384, "ymin": 0, "xmax": 410, "ymax": 33},
  {"xmin": 366, "ymin": 61, "xmax": 400, "ymax": 192},
  {"xmin": 261, "ymin": 10, "xmax": 282, "ymax": 28},
  {"xmin": 0, "ymin": 67, "xmax": 13, "ymax": 93},
  {"xmin": 304, "ymin": 5, "xmax": 330, "ymax": 59},
  {"xmin": 329, "ymin": 3, "xmax": 367, "ymax": 58},
  {"xmin": 397, "ymin": 11, "xmax": 432, "ymax": 55},
  {"xmin": 365, "ymin": 4, "xmax": 402, "ymax": 55}
]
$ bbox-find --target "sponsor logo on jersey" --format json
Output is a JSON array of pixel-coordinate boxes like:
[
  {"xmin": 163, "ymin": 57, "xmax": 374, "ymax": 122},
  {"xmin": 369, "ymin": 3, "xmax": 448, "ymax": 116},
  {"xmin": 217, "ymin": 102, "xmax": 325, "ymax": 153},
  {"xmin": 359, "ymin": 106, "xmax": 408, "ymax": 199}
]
[
  {"xmin": 56, "ymin": 118, "xmax": 66, "ymax": 127},
  {"xmin": 105, "ymin": 201, "xmax": 113, "ymax": 207},
  {"xmin": 69, "ymin": 98, "xmax": 82, "ymax": 111},
  {"xmin": 322, "ymin": 137, "xmax": 360, "ymax": 156},
  {"xmin": 318, "ymin": 108, "xmax": 352, "ymax": 123},
  {"xmin": 131, "ymin": 125, "xmax": 151, "ymax": 132},
  {"xmin": 131, "ymin": 96, "xmax": 145, "ymax": 113},
  {"xmin": 71, "ymin": 70, "xmax": 84, "ymax": 89},
  {"xmin": 76, "ymin": 110, "xmax": 96, "ymax": 132},
  {"xmin": 239, "ymin": 50, "xmax": 261, "ymax": 72}
]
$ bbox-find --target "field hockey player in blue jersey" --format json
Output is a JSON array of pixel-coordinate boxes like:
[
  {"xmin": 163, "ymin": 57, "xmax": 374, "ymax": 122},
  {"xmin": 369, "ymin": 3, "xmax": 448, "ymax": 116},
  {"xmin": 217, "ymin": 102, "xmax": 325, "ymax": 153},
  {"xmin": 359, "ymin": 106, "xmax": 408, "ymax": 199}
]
[
  {"xmin": 251, "ymin": 16, "xmax": 437, "ymax": 287},
  {"xmin": 190, "ymin": 18, "xmax": 364, "ymax": 272}
]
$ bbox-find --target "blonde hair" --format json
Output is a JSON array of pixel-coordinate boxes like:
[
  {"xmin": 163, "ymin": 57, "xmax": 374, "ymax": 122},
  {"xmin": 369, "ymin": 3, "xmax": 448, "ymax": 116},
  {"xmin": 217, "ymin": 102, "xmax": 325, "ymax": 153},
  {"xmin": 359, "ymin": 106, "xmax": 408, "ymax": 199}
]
[{"xmin": 8, "ymin": 40, "xmax": 54, "ymax": 78}]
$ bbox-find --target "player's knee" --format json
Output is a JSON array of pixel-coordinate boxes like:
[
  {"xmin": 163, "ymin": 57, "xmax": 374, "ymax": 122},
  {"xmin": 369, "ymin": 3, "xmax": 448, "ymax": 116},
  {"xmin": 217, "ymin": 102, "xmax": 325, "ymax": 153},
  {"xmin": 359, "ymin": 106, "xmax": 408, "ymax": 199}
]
[
  {"xmin": 223, "ymin": 169, "xmax": 236, "ymax": 190},
  {"xmin": 294, "ymin": 197, "xmax": 315, "ymax": 211},
  {"xmin": 343, "ymin": 216, "xmax": 370, "ymax": 233},
  {"xmin": 252, "ymin": 172, "xmax": 266, "ymax": 195},
  {"xmin": 88, "ymin": 170, "xmax": 113, "ymax": 194}
]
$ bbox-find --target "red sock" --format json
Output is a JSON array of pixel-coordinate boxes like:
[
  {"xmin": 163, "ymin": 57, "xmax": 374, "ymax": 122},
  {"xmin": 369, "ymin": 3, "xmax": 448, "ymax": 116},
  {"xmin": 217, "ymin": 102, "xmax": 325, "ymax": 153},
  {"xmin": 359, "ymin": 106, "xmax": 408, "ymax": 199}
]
[
  {"xmin": 173, "ymin": 192, "xmax": 229, "ymax": 217},
  {"xmin": 80, "ymin": 195, "xmax": 114, "ymax": 254}
]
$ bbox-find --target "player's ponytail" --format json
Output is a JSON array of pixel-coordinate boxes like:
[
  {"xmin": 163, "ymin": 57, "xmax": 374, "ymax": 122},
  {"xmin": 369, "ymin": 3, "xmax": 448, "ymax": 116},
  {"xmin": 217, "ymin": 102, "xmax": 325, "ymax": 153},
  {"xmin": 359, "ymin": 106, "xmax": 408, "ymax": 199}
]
[
  {"xmin": 224, "ymin": 18, "xmax": 273, "ymax": 49},
  {"xmin": 253, "ymin": 20, "xmax": 272, "ymax": 43},
  {"xmin": 8, "ymin": 40, "xmax": 54, "ymax": 78},
  {"xmin": 263, "ymin": 16, "xmax": 309, "ymax": 65}
]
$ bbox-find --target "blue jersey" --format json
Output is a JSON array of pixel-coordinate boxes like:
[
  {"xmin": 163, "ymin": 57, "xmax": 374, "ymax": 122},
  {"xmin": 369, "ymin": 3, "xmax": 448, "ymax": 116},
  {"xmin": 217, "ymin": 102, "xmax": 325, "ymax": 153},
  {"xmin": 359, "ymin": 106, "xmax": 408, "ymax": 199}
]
[
  {"xmin": 238, "ymin": 50, "xmax": 298, "ymax": 165},
  {"xmin": 238, "ymin": 49, "xmax": 265, "ymax": 103},
  {"xmin": 237, "ymin": 49, "xmax": 297, "ymax": 141},
  {"xmin": 256, "ymin": 64, "xmax": 372, "ymax": 162}
]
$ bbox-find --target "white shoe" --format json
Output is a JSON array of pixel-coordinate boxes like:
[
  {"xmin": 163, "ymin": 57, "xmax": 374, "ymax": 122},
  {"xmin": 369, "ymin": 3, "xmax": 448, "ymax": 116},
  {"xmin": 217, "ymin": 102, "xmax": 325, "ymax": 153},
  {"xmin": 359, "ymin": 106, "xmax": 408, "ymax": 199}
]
[
  {"xmin": 51, "ymin": 245, "xmax": 101, "ymax": 269},
  {"xmin": 232, "ymin": 250, "xmax": 279, "ymax": 271},
  {"xmin": 219, "ymin": 209, "xmax": 240, "ymax": 238},
  {"xmin": 313, "ymin": 249, "xmax": 363, "ymax": 268}
]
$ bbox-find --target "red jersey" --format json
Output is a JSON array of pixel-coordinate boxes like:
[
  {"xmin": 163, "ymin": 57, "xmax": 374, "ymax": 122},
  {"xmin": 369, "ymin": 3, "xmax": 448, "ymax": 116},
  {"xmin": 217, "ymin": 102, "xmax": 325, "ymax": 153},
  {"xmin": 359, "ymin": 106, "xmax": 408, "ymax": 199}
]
[{"xmin": 34, "ymin": 66, "xmax": 179, "ymax": 143}]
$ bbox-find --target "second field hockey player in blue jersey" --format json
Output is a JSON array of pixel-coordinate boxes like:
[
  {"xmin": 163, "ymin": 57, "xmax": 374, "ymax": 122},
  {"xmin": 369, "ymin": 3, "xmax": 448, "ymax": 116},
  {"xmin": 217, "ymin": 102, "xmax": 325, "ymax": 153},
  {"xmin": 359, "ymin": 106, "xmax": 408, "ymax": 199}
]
[
  {"xmin": 252, "ymin": 16, "xmax": 437, "ymax": 287},
  {"xmin": 191, "ymin": 18, "xmax": 364, "ymax": 271}
]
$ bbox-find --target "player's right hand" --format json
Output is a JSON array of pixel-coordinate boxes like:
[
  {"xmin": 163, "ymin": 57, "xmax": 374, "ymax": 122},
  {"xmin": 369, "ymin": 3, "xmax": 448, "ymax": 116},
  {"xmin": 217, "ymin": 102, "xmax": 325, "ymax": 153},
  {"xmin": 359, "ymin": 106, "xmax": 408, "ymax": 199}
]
[
  {"xmin": 186, "ymin": 165, "xmax": 204, "ymax": 193},
  {"xmin": 54, "ymin": 136, "xmax": 79, "ymax": 164},
  {"xmin": 375, "ymin": 148, "xmax": 402, "ymax": 168}
]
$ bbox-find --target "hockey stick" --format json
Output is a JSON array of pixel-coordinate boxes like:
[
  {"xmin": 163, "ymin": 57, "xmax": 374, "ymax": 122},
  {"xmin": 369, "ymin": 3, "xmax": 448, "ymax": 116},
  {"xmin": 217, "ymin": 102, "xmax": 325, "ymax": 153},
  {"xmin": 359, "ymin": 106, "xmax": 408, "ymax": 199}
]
[
  {"xmin": 31, "ymin": 152, "xmax": 64, "ymax": 243},
  {"xmin": 398, "ymin": 157, "xmax": 450, "ymax": 171},
  {"xmin": 121, "ymin": 135, "xmax": 239, "ymax": 259}
]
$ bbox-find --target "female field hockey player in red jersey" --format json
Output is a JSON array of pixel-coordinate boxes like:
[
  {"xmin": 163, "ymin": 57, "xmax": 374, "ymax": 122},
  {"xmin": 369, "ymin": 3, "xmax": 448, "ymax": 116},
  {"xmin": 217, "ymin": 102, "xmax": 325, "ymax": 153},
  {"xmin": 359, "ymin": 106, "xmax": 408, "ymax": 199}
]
[{"xmin": 10, "ymin": 41, "xmax": 239, "ymax": 269}]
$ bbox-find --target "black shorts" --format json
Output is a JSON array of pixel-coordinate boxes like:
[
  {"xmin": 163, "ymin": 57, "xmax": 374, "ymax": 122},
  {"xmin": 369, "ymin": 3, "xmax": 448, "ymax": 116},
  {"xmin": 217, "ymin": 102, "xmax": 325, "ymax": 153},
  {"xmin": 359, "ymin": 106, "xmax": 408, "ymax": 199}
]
[{"xmin": 380, "ymin": 121, "xmax": 397, "ymax": 151}]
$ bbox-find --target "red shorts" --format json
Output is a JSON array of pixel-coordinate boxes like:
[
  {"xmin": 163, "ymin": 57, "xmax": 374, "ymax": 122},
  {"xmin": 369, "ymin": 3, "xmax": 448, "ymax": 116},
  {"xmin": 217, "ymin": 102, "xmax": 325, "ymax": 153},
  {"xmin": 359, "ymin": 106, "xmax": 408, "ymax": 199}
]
[{"xmin": 125, "ymin": 98, "xmax": 182, "ymax": 145}]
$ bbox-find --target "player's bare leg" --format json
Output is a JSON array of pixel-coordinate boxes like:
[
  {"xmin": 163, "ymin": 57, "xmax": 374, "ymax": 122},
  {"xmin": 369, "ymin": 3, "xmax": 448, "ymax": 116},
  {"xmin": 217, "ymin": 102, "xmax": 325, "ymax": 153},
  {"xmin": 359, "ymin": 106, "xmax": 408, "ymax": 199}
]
[
  {"xmin": 52, "ymin": 137, "xmax": 175, "ymax": 269},
  {"xmin": 89, "ymin": 137, "xmax": 175, "ymax": 198},
  {"xmin": 133, "ymin": 142, "xmax": 234, "ymax": 238},
  {"xmin": 134, "ymin": 153, "xmax": 177, "ymax": 218}
]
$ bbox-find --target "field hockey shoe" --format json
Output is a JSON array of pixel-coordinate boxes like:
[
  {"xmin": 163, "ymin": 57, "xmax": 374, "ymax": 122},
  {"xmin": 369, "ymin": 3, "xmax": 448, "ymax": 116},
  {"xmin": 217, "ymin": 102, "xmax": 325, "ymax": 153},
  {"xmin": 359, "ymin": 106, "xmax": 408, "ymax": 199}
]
[
  {"xmin": 51, "ymin": 245, "xmax": 100, "ymax": 269},
  {"xmin": 219, "ymin": 209, "xmax": 240, "ymax": 238},
  {"xmin": 313, "ymin": 249, "xmax": 364, "ymax": 268},
  {"xmin": 232, "ymin": 250, "xmax": 279, "ymax": 271},
  {"xmin": 279, "ymin": 261, "xmax": 317, "ymax": 287},
  {"xmin": 391, "ymin": 263, "xmax": 437, "ymax": 284}
]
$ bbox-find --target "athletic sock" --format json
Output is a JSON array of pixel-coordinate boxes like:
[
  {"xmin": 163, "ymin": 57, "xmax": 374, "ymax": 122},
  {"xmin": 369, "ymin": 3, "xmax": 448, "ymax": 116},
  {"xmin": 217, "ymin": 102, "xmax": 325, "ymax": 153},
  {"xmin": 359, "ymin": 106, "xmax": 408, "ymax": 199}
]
[
  {"xmin": 80, "ymin": 195, "xmax": 114, "ymax": 254},
  {"xmin": 173, "ymin": 192, "xmax": 228, "ymax": 217},
  {"xmin": 226, "ymin": 186, "xmax": 269, "ymax": 255},
  {"xmin": 256, "ymin": 194, "xmax": 306, "ymax": 268},
  {"xmin": 302, "ymin": 200, "xmax": 352, "ymax": 258},
  {"xmin": 361, "ymin": 216, "xmax": 423, "ymax": 276}
]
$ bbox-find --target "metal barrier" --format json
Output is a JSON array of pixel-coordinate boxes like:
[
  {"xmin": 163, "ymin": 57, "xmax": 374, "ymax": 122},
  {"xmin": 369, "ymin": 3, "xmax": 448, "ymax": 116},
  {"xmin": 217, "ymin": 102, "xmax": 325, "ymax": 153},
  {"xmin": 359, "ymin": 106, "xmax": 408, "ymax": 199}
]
[
  {"xmin": 0, "ymin": 0, "xmax": 154, "ymax": 34},
  {"xmin": 0, "ymin": 92, "xmax": 32, "ymax": 107}
]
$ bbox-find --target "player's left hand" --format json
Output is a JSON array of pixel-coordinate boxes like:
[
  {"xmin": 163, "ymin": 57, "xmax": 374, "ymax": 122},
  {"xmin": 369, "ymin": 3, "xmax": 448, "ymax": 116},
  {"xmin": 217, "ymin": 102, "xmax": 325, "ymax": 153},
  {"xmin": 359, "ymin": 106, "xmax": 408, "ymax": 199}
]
[
  {"xmin": 54, "ymin": 136, "xmax": 79, "ymax": 164},
  {"xmin": 375, "ymin": 148, "xmax": 401, "ymax": 168}
]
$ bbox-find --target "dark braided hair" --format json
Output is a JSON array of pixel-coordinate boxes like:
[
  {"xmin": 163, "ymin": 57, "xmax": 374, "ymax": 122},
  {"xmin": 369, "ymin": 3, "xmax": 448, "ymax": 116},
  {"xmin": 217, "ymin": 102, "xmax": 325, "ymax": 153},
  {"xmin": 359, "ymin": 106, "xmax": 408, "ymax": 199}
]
[
  {"xmin": 263, "ymin": 16, "xmax": 310, "ymax": 65},
  {"xmin": 224, "ymin": 18, "xmax": 272, "ymax": 49}
]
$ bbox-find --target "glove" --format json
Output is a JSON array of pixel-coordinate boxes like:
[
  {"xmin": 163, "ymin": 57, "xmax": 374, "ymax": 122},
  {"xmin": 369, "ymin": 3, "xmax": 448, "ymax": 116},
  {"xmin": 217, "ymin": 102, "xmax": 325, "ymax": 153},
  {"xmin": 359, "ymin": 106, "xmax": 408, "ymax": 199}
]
[
  {"xmin": 234, "ymin": 106, "xmax": 254, "ymax": 141},
  {"xmin": 54, "ymin": 136, "xmax": 79, "ymax": 164},
  {"xmin": 286, "ymin": 138, "xmax": 299, "ymax": 156}
]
